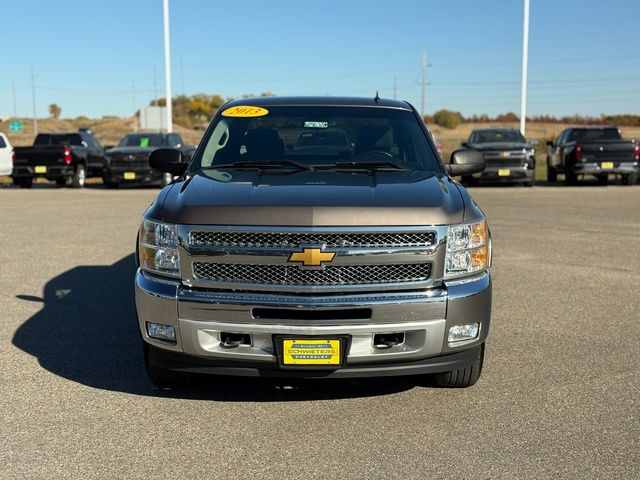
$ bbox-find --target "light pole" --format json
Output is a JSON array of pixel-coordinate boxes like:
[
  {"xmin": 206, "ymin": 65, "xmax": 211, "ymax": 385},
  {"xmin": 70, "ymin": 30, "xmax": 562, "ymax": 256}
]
[
  {"xmin": 163, "ymin": 0, "xmax": 173, "ymax": 133},
  {"xmin": 520, "ymin": 0, "xmax": 530, "ymax": 136}
]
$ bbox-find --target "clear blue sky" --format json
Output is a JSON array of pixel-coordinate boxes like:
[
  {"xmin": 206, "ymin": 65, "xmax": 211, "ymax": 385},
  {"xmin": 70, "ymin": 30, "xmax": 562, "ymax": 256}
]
[{"xmin": 1, "ymin": 0, "xmax": 639, "ymax": 119}]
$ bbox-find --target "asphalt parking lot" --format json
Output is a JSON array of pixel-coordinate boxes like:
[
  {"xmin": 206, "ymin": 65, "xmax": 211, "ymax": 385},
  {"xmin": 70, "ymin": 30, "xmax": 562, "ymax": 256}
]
[{"xmin": 1, "ymin": 184, "xmax": 638, "ymax": 479}]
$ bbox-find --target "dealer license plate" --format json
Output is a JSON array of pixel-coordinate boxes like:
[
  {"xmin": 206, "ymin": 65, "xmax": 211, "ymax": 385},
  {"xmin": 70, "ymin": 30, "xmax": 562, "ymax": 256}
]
[
  {"xmin": 282, "ymin": 339, "xmax": 341, "ymax": 365},
  {"xmin": 123, "ymin": 172, "xmax": 136, "ymax": 180},
  {"xmin": 35, "ymin": 166, "xmax": 47, "ymax": 174},
  {"xmin": 601, "ymin": 162, "xmax": 614, "ymax": 169},
  {"xmin": 498, "ymin": 168, "xmax": 511, "ymax": 177}
]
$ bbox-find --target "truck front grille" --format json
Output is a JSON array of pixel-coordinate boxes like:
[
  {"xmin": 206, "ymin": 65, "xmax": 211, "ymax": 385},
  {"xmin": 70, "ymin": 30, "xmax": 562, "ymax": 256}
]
[
  {"xmin": 189, "ymin": 231, "xmax": 436, "ymax": 249},
  {"xmin": 192, "ymin": 262, "xmax": 432, "ymax": 286}
]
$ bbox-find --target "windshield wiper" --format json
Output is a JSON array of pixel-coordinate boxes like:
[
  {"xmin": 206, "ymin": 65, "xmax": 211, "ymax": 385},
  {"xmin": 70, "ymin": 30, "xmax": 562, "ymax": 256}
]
[
  {"xmin": 208, "ymin": 159, "xmax": 314, "ymax": 171},
  {"xmin": 328, "ymin": 160, "xmax": 408, "ymax": 171}
]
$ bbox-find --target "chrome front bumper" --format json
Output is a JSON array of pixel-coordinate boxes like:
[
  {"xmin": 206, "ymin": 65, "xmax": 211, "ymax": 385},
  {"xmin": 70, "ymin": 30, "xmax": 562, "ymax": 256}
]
[
  {"xmin": 135, "ymin": 269, "xmax": 492, "ymax": 374},
  {"xmin": 473, "ymin": 164, "xmax": 533, "ymax": 181}
]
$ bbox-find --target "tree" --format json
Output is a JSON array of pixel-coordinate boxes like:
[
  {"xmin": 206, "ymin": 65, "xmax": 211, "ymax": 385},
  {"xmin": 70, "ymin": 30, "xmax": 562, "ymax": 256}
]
[
  {"xmin": 433, "ymin": 109, "xmax": 464, "ymax": 129},
  {"xmin": 48, "ymin": 103, "xmax": 62, "ymax": 119}
]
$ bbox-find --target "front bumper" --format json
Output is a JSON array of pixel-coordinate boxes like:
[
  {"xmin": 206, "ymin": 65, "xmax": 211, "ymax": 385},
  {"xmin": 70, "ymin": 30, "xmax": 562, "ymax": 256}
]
[
  {"xmin": 135, "ymin": 269, "xmax": 492, "ymax": 378},
  {"xmin": 473, "ymin": 164, "xmax": 533, "ymax": 183},
  {"xmin": 104, "ymin": 167, "xmax": 163, "ymax": 184},
  {"xmin": 573, "ymin": 162, "xmax": 638, "ymax": 175}
]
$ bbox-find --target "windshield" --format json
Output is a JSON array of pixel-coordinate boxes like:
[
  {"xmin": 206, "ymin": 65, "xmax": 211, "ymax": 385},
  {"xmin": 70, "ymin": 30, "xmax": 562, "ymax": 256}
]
[
  {"xmin": 470, "ymin": 130, "xmax": 525, "ymax": 143},
  {"xmin": 568, "ymin": 128, "xmax": 621, "ymax": 142},
  {"xmin": 196, "ymin": 106, "xmax": 441, "ymax": 174},
  {"xmin": 119, "ymin": 134, "xmax": 166, "ymax": 147},
  {"xmin": 34, "ymin": 134, "xmax": 83, "ymax": 146}
]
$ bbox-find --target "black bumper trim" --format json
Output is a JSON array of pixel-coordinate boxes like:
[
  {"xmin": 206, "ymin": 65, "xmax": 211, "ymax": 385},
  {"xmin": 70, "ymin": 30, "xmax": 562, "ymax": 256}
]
[{"xmin": 145, "ymin": 342, "xmax": 482, "ymax": 378}]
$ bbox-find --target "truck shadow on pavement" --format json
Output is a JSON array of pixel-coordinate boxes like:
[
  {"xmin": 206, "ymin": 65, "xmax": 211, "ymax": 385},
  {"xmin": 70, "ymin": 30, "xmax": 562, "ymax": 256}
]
[{"xmin": 12, "ymin": 254, "xmax": 419, "ymax": 401}]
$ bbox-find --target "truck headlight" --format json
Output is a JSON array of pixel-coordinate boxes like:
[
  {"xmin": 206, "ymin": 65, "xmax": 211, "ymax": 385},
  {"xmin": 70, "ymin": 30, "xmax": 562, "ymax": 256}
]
[
  {"xmin": 139, "ymin": 219, "xmax": 180, "ymax": 277},
  {"xmin": 445, "ymin": 220, "xmax": 490, "ymax": 279}
]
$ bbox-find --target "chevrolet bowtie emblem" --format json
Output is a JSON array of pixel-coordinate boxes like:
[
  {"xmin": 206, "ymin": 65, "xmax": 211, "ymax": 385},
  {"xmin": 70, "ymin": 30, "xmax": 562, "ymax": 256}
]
[{"xmin": 288, "ymin": 248, "xmax": 336, "ymax": 267}]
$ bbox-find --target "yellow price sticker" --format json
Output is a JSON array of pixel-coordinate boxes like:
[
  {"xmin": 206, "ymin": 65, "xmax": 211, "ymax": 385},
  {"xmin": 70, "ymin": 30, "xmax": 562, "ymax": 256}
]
[{"xmin": 221, "ymin": 106, "xmax": 269, "ymax": 118}]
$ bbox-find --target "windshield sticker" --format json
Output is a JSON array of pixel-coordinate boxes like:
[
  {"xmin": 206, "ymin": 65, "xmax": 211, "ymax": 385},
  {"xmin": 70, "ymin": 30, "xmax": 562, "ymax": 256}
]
[
  {"xmin": 222, "ymin": 106, "xmax": 269, "ymax": 118},
  {"xmin": 304, "ymin": 121, "xmax": 328, "ymax": 128},
  {"xmin": 139, "ymin": 137, "xmax": 150, "ymax": 147}
]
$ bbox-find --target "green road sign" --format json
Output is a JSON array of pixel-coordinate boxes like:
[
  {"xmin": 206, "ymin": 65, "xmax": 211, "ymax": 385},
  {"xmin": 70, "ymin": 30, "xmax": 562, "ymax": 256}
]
[{"xmin": 9, "ymin": 121, "xmax": 23, "ymax": 133}]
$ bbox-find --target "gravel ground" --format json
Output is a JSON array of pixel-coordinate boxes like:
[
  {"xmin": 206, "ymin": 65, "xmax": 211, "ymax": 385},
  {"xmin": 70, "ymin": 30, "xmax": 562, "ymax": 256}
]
[{"xmin": 1, "ymin": 183, "xmax": 638, "ymax": 479}]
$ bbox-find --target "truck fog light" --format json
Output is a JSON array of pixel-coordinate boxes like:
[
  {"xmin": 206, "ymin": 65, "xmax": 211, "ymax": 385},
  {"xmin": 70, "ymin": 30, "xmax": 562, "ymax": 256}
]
[
  {"xmin": 147, "ymin": 322, "xmax": 176, "ymax": 342},
  {"xmin": 448, "ymin": 323, "xmax": 479, "ymax": 343}
]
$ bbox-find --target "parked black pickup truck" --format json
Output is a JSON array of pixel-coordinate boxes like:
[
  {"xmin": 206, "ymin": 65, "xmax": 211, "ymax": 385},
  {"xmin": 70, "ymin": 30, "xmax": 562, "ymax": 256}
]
[
  {"xmin": 103, "ymin": 132, "xmax": 195, "ymax": 188},
  {"xmin": 546, "ymin": 126, "xmax": 639, "ymax": 186},
  {"xmin": 12, "ymin": 129, "xmax": 105, "ymax": 188},
  {"xmin": 461, "ymin": 128, "xmax": 536, "ymax": 186}
]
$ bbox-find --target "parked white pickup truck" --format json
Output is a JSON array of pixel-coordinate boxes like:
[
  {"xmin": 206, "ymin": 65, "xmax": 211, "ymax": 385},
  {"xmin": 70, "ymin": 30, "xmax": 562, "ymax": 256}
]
[{"xmin": 0, "ymin": 133, "xmax": 13, "ymax": 176}]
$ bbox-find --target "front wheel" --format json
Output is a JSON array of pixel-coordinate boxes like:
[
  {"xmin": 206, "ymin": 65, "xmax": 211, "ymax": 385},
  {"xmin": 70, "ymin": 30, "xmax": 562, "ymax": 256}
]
[
  {"xmin": 547, "ymin": 163, "xmax": 557, "ymax": 183},
  {"xmin": 433, "ymin": 343, "xmax": 485, "ymax": 388},
  {"xmin": 143, "ymin": 343, "xmax": 189, "ymax": 389},
  {"xmin": 72, "ymin": 164, "xmax": 86, "ymax": 188},
  {"xmin": 160, "ymin": 172, "xmax": 173, "ymax": 187},
  {"xmin": 621, "ymin": 172, "xmax": 637, "ymax": 186}
]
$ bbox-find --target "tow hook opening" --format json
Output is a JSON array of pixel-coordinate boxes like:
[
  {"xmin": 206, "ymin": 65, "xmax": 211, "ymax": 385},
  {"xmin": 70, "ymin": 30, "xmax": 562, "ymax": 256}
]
[
  {"xmin": 220, "ymin": 332, "xmax": 252, "ymax": 349},
  {"xmin": 373, "ymin": 332, "xmax": 405, "ymax": 349}
]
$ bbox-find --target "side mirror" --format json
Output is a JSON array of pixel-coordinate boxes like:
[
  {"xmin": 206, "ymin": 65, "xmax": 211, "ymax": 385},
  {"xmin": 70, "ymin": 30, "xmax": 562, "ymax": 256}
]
[
  {"xmin": 149, "ymin": 148, "xmax": 188, "ymax": 176},
  {"xmin": 447, "ymin": 149, "xmax": 485, "ymax": 176},
  {"xmin": 546, "ymin": 140, "xmax": 554, "ymax": 147},
  {"xmin": 461, "ymin": 141, "xmax": 469, "ymax": 148}
]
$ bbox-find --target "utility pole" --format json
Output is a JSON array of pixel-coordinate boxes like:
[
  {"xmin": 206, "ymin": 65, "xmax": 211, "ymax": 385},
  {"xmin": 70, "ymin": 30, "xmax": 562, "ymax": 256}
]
[
  {"xmin": 420, "ymin": 49, "xmax": 427, "ymax": 117},
  {"xmin": 153, "ymin": 65, "xmax": 159, "ymax": 104},
  {"xmin": 132, "ymin": 80, "xmax": 138, "ymax": 132},
  {"xmin": 180, "ymin": 56, "xmax": 185, "ymax": 95},
  {"xmin": 11, "ymin": 77, "xmax": 17, "ymax": 118},
  {"xmin": 163, "ymin": 0, "xmax": 173, "ymax": 133},
  {"xmin": 519, "ymin": 0, "xmax": 530, "ymax": 135},
  {"xmin": 31, "ymin": 67, "xmax": 38, "ymax": 135},
  {"xmin": 393, "ymin": 76, "xmax": 397, "ymax": 100}
]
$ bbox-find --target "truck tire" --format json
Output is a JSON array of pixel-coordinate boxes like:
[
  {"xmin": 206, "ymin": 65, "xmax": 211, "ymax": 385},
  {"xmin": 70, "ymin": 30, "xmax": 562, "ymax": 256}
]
[
  {"xmin": 621, "ymin": 172, "xmax": 637, "ymax": 186},
  {"xmin": 72, "ymin": 164, "xmax": 86, "ymax": 188},
  {"xmin": 14, "ymin": 177, "xmax": 33, "ymax": 189},
  {"xmin": 546, "ymin": 164, "xmax": 557, "ymax": 183},
  {"xmin": 597, "ymin": 175, "xmax": 608, "ymax": 186},
  {"xmin": 564, "ymin": 170, "xmax": 577, "ymax": 186},
  {"xmin": 161, "ymin": 172, "xmax": 173, "ymax": 187},
  {"xmin": 143, "ymin": 343, "xmax": 189, "ymax": 389},
  {"xmin": 433, "ymin": 343, "xmax": 484, "ymax": 388}
]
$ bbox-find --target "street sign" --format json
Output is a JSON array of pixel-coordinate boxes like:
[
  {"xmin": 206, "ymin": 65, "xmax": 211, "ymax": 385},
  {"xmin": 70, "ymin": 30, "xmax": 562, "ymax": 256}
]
[{"xmin": 9, "ymin": 121, "xmax": 23, "ymax": 132}]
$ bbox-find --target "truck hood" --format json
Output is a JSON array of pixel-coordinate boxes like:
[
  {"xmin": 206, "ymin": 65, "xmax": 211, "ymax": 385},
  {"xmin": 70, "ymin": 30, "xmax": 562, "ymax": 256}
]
[
  {"xmin": 106, "ymin": 146, "xmax": 158, "ymax": 155},
  {"xmin": 161, "ymin": 171, "xmax": 466, "ymax": 226},
  {"xmin": 469, "ymin": 142, "xmax": 531, "ymax": 151}
]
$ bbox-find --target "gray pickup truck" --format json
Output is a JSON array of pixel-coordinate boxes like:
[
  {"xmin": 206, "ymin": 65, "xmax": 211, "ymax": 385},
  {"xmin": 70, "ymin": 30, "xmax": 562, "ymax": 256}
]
[{"xmin": 135, "ymin": 97, "xmax": 492, "ymax": 388}]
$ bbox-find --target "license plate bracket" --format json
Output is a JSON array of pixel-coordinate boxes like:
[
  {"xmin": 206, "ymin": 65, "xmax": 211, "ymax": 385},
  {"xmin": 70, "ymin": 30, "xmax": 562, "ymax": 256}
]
[
  {"xmin": 498, "ymin": 168, "xmax": 511, "ymax": 177},
  {"xmin": 601, "ymin": 162, "xmax": 614, "ymax": 170},
  {"xmin": 123, "ymin": 171, "xmax": 136, "ymax": 180},
  {"xmin": 35, "ymin": 166, "xmax": 47, "ymax": 174},
  {"xmin": 274, "ymin": 335, "xmax": 350, "ymax": 369}
]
